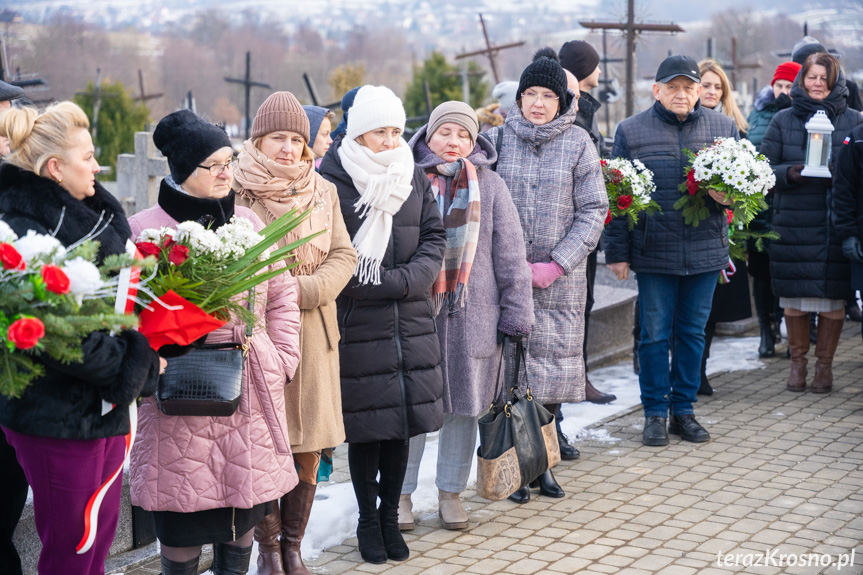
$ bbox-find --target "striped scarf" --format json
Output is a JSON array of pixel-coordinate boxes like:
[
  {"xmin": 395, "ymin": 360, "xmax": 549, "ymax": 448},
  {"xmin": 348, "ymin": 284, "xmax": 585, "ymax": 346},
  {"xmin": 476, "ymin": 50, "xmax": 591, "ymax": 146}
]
[{"xmin": 427, "ymin": 158, "xmax": 481, "ymax": 314}]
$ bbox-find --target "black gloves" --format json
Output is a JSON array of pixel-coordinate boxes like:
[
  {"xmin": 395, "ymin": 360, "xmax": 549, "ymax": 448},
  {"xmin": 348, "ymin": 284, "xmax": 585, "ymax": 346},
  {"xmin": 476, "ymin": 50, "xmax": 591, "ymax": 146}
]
[
  {"xmin": 843, "ymin": 236, "xmax": 863, "ymax": 263},
  {"xmin": 787, "ymin": 164, "xmax": 806, "ymax": 184}
]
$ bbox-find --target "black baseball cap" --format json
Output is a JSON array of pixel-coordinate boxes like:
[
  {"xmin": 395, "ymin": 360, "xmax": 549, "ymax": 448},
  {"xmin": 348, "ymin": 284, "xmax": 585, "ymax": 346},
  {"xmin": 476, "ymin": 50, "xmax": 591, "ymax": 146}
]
[
  {"xmin": 655, "ymin": 55, "xmax": 701, "ymax": 83},
  {"xmin": 0, "ymin": 80, "xmax": 24, "ymax": 102}
]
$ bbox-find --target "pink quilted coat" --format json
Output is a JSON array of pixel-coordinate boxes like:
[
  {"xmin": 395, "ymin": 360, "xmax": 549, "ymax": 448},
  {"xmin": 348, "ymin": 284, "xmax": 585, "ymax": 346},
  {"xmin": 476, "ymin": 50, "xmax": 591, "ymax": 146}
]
[{"xmin": 127, "ymin": 205, "xmax": 301, "ymax": 513}]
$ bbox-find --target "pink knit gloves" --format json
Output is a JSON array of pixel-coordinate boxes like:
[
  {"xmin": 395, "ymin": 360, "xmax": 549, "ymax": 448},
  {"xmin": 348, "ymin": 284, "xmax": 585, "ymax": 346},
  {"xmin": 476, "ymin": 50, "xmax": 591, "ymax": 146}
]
[{"xmin": 529, "ymin": 261, "xmax": 565, "ymax": 288}]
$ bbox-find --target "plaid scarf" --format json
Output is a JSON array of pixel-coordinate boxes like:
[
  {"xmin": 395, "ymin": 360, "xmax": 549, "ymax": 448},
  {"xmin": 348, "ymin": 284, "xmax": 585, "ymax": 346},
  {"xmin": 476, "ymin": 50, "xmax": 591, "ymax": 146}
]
[{"xmin": 427, "ymin": 158, "xmax": 481, "ymax": 314}]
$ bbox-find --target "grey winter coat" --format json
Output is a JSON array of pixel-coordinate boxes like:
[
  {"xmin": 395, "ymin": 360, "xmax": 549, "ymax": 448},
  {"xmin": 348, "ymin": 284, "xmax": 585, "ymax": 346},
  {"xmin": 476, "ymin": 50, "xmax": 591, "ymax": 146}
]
[
  {"xmin": 409, "ymin": 127, "xmax": 534, "ymax": 417},
  {"xmin": 603, "ymin": 101, "xmax": 737, "ymax": 275},
  {"xmin": 486, "ymin": 95, "xmax": 607, "ymax": 404}
]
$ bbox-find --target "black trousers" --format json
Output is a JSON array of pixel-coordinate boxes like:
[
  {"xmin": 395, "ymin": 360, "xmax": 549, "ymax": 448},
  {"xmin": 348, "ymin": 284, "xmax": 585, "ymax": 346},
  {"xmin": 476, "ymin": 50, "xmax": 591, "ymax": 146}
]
[{"xmin": 0, "ymin": 429, "xmax": 28, "ymax": 575}]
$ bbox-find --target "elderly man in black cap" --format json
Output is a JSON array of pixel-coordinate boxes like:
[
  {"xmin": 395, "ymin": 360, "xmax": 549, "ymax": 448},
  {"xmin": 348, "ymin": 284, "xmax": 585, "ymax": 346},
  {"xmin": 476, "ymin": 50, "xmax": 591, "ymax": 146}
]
[
  {"xmin": 603, "ymin": 55, "xmax": 737, "ymax": 447},
  {"xmin": 0, "ymin": 78, "xmax": 28, "ymax": 575}
]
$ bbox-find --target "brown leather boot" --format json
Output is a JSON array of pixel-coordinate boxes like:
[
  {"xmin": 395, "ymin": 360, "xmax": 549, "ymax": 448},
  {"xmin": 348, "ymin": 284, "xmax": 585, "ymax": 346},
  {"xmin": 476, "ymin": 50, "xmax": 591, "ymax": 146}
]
[
  {"xmin": 812, "ymin": 316, "xmax": 844, "ymax": 393},
  {"xmin": 254, "ymin": 503, "xmax": 285, "ymax": 575},
  {"xmin": 785, "ymin": 314, "xmax": 811, "ymax": 391},
  {"xmin": 280, "ymin": 481, "xmax": 316, "ymax": 575}
]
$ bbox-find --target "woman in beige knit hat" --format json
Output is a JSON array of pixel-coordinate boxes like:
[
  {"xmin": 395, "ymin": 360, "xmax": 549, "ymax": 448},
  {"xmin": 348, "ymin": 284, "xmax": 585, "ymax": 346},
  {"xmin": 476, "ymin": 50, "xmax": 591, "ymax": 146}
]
[{"xmin": 233, "ymin": 91, "xmax": 358, "ymax": 575}]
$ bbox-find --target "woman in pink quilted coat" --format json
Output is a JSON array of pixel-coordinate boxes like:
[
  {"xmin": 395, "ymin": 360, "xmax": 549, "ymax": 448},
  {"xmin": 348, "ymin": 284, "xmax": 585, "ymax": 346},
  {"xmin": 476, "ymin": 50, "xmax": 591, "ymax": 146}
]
[{"xmin": 127, "ymin": 110, "xmax": 301, "ymax": 575}]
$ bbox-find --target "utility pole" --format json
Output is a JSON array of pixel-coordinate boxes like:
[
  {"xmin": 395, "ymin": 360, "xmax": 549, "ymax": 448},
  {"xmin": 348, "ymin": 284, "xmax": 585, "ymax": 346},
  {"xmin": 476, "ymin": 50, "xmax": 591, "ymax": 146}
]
[
  {"xmin": 580, "ymin": 0, "xmax": 684, "ymax": 117},
  {"xmin": 455, "ymin": 13, "xmax": 524, "ymax": 85},
  {"xmin": 224, "ymin": 51, "xmax": 271, "ymax": 139}
]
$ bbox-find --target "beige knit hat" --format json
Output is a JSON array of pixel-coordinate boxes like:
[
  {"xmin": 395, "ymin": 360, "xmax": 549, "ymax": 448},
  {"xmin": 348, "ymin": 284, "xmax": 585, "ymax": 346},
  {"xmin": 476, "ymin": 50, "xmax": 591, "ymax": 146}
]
[
  {"xmin": 251, "ymin": 91, "xmax": 310, "ymax": 142},
  {"xmin": 345, "ymin": 85, "xmax": 406, "ymax": 141},
  {"xmin": 426, "ymin": 101, "xmax": 479, "ymax": 146}
]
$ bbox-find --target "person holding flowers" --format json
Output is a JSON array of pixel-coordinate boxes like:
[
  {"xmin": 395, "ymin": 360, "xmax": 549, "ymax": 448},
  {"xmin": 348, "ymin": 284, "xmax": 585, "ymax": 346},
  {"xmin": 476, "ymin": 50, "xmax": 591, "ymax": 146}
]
[
  {"xmin": 0, "ymin": 102, "xmax": 162, "ymax": 575},
  {"xmin": 760, "ymin": 52, "xmax": 862, "ymax": 393},
  {"xmin": 485, "ymin": 48, "xmax": 607, "ymax": 502},
  {"xmin": 319, "ymin": 85, "xmax": 446, "ymax": 564},
  {"xmin": 233, "ymin": 91, "xmax": 357, "ymax": 575},
  {"xmin": 604, "ymin": 55, "xmax": 737, "ymax": 447},
  {"xmin": 127, "ymin": 109, "xmax": 302, "ymax": 575}
]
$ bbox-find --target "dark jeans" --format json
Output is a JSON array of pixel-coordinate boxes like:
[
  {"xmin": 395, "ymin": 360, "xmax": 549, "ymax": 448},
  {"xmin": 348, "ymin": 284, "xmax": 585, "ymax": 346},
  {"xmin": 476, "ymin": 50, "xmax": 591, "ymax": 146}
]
[
  {"xmin": 0, "ymin": 429, "xmax": 27, "ymax": 575},
  {"xmin": 636, "ymin": 271, "xmax": 718, "ymax": 417}
]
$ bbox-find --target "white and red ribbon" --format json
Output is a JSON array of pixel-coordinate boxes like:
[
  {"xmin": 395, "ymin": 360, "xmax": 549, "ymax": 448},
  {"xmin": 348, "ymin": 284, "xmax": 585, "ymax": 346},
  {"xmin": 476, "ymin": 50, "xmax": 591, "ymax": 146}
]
[
  {"xmin": 76, "ymin": 241, "xmax": 142, "ymax": 555},
  {"xmin": 719, "ymin": 257, "xmax": 737, "ymax": 284}
]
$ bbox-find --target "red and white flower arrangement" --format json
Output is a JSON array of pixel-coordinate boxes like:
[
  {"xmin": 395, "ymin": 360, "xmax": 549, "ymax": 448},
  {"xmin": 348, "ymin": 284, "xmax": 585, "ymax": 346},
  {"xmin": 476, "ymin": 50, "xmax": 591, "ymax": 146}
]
[
  {"xmin": 601, "ymin": 158, "xmax": 661, "ymax": 229},
  {"xmin": 676, "ymin": 137, "xmax": 775, "ymax": 227}
]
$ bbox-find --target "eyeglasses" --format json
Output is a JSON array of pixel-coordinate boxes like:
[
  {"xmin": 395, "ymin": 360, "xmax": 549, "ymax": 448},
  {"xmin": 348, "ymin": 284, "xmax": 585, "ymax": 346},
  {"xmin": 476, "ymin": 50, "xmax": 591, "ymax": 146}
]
[
  {"xmin": 522, "ymin": 91, "xmax": 560, "ymax": 105},
  {"xmin": 197, "ymin": 162, "xmax": 233, "ymax": 176}
]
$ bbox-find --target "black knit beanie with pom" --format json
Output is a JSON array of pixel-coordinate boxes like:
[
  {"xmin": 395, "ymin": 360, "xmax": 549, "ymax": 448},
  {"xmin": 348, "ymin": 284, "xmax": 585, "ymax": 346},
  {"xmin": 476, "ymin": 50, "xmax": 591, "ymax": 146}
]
[
  {"xmin": 153, "ymin": 109, "xmax": 232, "ymax": 184},
  {"xmin": 517, "ymin": 47, "xmax": 571, "ymax": 111}
]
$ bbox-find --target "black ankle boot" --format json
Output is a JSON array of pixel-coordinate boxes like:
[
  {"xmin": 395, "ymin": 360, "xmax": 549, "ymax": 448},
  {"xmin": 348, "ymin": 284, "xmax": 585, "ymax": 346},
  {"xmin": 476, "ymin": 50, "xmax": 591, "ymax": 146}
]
[
  {"xmin": 212, "ymin": 543, "xmax": 253, "ymax": 575},
  {"xmin": 160, "ymin": 555, "xmax": 200, "ymax": 575},
  {"xmin": 356, "ymin": 513, "xmax": 387, "ymax": 564},
  {"xmin": 379, "ymin": 507, "xmax": 409, "ymax": 561},
  {"xmin": 758, "ymin": 322, "xmax": 776, "ymax": 358},
  {"xmin": 528, "ymin": 469, "xmax": 565, "ymax": 498},
  {"xmin": 508, "ymin": 485, "xmax": 530, "ymax": 504}
]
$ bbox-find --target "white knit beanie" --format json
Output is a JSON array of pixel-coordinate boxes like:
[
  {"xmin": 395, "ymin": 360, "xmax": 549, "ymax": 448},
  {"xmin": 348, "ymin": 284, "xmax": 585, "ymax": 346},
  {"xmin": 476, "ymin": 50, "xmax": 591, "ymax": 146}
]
[{"xmin": 345, "ymin": 85, "xmax": 406, "ymax": 141}]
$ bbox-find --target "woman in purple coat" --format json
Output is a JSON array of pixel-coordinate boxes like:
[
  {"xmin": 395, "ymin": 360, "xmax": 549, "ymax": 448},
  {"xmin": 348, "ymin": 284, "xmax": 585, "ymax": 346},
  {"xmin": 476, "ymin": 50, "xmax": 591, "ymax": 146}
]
[{"xmin": 399, "ymin": 102, "xmax": 534, "ymax": 529}]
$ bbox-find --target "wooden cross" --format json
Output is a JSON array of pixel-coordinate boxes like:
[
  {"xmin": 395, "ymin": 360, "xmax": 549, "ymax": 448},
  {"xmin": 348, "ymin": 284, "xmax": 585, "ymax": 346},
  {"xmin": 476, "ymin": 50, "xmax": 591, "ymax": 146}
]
[
  {"xmin": 580, "ymin": 0, "xmax": 684, "ymax": 117},
  {"xmin": 455, "ymin": 13, "xmax": 524, "ymax": 85},
  {"xmin": 115, "ymin": 131, "xmax": 169, "ymax": 213},
  {"xmin": 224, "ymin": 51, "xmax": 271, "ymax": 139},
  {"xmin": 135, "ymin": 69, "xmax": 163, "ymax": 103}
]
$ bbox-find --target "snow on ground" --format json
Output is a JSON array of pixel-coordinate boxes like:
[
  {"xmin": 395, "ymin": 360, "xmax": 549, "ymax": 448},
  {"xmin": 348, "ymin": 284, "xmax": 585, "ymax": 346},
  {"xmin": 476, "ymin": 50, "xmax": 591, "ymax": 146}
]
[{"xmin": 182, "ymin": 335, "xmax": 769, "ymax": 574}]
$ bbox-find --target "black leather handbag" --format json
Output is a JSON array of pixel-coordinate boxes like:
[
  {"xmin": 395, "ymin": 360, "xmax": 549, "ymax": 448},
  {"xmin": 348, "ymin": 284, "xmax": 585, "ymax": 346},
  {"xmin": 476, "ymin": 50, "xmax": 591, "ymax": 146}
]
[
  {"xmin": 476, "ymin": 338, "xmax": 561, "ymax": 501},
  {"xmin": 156, "ymin": 294, "xmax": 253, "ymax": 417}
]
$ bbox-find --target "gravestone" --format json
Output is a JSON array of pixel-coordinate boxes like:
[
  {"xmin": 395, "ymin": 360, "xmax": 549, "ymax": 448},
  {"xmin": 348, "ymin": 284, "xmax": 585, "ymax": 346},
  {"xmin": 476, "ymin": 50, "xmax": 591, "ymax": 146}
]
[{"xmin": 114, "ymin": 131, "xmax": 169, "ymax": 215}]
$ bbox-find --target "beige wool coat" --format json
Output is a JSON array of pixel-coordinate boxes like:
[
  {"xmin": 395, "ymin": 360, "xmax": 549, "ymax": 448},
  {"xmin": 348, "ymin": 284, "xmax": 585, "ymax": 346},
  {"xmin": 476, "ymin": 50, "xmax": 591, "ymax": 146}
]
[{"xmin": 236, "ymin": 181, "xmax": 357, "ymax": 454}]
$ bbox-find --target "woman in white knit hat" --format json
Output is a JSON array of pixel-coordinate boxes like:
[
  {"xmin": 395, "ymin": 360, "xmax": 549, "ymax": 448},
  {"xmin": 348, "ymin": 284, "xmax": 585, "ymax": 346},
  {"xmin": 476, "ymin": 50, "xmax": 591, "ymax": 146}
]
[{"xmin": 319, "ymin": 85, "xmax": 446, "ymax": 565}]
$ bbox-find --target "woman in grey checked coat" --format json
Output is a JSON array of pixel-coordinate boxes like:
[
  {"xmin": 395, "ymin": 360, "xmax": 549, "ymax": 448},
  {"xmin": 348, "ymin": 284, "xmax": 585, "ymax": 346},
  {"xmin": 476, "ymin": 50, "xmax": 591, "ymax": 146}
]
[{"xmin": 487, "ymin": 48, "xmax": 607, "ymax": 502}]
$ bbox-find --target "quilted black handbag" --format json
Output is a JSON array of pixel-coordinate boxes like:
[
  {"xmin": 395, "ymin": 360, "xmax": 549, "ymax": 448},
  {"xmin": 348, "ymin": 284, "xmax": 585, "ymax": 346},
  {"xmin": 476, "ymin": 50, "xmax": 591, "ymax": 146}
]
[
  {"xmin": 156, "ymin": 294, "xmax": 253, "ymax": 417},
  {"xmin": 475, "ymin": 338, "xmax": 561, "ymax": 501}
]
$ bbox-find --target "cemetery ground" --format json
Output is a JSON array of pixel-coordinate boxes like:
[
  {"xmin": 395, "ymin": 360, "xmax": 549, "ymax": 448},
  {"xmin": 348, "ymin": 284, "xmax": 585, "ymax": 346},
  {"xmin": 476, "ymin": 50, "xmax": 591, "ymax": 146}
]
[{"xmin": 121, "ymin": 323, "xmax": 863, "ymax": 575}]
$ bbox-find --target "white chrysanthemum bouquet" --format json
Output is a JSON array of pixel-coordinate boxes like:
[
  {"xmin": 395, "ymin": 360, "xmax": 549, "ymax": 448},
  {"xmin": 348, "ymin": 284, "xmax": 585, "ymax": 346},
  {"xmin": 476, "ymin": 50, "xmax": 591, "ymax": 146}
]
[
  {"xmin": 676, "ymin": 137, "xmax": 775, "ymax": 227},
  {"xmin": 601, "ymin": 158, "xmax": 661, "ymax": 229},
  {"xmin": 0, "ymin": 219, "xmax": 141, "ymax": 397},
  {"xmin": 134, "ymin": 210, "xmax": 319, "ymax": 352}
]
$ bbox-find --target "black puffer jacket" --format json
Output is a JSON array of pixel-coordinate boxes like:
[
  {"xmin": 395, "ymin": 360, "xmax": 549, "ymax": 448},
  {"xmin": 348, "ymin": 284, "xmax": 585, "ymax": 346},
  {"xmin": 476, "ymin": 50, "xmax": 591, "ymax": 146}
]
[
  {"xmin": 761, "ymin": 74, "xmax": 863, "ymax": 300},
  {"xmin": 0, "ymin": 164, "xmax": 160, "ymax": 439},
  {"xmin": 319, "ymin": 138, "xmax": 446, "ymax": 443},
  {"xmin": 833, "ymin": 122, "xmax": 863, "ymax": 289},
  {"xmin": 603, "ymin": 101, "xmax": 738, "ymax": 274}
]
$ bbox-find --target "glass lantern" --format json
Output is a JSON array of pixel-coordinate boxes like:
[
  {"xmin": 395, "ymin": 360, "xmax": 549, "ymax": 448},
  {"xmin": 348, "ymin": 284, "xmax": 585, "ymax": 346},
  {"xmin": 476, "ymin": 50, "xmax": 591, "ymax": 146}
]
[{"xmin": 801, "ymin": 110, "xmax": 835, "ymax": 178}]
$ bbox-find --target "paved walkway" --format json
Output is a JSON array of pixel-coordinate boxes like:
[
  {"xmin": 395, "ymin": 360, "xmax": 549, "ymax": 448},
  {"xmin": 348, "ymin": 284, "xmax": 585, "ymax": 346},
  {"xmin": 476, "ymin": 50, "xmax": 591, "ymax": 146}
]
[{"xmin": 124, "ymin": 325, "xmax": 863, "ymax": 575}]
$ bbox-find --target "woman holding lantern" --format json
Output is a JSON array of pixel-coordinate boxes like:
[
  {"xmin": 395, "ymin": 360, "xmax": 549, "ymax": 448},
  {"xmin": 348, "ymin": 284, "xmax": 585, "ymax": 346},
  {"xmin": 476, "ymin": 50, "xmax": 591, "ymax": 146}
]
[{"xmin": 760, "ymin": 52, "xmax": 862, "ymax": 393}]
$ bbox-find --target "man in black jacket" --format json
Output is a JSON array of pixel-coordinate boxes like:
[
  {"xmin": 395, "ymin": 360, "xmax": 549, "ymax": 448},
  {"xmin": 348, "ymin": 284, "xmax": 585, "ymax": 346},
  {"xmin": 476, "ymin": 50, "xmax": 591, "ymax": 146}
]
[{"xmin": 604, "ymin": 55, "xmax": 737, "ymax": 447}]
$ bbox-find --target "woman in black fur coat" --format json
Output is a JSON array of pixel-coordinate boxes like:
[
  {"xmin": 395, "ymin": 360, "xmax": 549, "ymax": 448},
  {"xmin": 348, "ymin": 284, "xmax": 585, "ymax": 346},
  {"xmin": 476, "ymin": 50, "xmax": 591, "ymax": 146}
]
[{"xmin": 0, "ymin": 102, "xmax": 162, "ymax": 575}]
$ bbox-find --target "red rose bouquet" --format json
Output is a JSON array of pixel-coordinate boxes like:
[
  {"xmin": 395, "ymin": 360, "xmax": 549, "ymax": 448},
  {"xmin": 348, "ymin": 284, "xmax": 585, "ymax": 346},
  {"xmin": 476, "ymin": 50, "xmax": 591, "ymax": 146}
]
[
  {"xmin": 132, "ymin": 209, "xmax": 320, "ymax": 351},
  {"xmin": 0, "ymin": 220, "xmax": 141, "ymax": 398},
  {"xmin": 602, "ymin": 158, "xmax": 661, "ymax": 229}
]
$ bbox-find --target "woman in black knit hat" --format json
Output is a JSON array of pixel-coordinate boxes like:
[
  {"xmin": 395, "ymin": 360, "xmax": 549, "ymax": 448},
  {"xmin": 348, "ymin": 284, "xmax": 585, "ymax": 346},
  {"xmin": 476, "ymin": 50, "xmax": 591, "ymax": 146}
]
[{"xmin": 485, "ymin": 48, "xmax": 608, "ymax": 503}]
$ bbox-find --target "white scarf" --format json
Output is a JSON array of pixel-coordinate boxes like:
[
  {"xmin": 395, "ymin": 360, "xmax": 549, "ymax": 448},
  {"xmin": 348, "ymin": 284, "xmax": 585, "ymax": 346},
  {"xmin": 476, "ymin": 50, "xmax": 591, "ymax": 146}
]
[{"xmin": 338, "ymin": 137, "xmax": 414, "ymax": 285}]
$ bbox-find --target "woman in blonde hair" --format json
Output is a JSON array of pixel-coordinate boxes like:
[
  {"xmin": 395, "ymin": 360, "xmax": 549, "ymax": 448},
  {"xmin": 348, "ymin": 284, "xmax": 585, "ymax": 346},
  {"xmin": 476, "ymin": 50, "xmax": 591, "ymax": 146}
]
[
  {"xmin": 0, "ymin": 102, "xmax": 162, "ymax": 575},
  {"xmin": 696, "ymin": 59, "xmax": 751, "ymax": 395},
  {"xmin": 699, "ymin": 58, "xmax": 749, "ymax": 135},
  {"xmin": 233, "ymin": 91, "xmax": 356, "ymax": 575}
]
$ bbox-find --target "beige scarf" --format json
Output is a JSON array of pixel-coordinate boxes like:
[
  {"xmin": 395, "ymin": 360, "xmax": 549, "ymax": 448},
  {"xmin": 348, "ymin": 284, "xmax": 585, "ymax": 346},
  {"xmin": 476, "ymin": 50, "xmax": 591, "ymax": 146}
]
[{"xmin": 233, "ymin": 139, "xmax": 333, "ymax": 275}]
